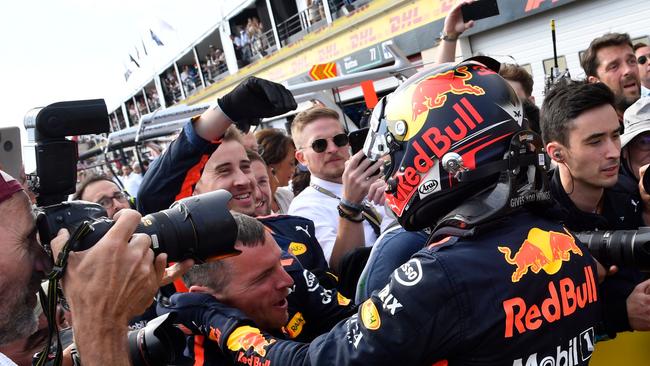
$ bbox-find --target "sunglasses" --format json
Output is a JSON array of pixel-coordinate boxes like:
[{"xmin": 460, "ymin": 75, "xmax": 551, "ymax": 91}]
[
  {"xmin": 306, "ymin": 133, "xmax": 349, "ymax": 153},
  {"xmin": 638, "ymin": 55, "xmax": 648, "ymax": 65}
]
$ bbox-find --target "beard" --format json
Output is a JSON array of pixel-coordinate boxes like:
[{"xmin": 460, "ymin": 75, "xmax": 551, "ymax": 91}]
[
  {"xmin": 615, "ymin": 93, "xmax": 638, "ymax": 113},
  {"xmin": 0, "ymin": 285, "xmax": 39, "ymax": 345}
]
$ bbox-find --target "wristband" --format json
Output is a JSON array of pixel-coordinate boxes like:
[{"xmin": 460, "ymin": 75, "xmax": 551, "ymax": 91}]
[
  {"xmin": 340, "ymin": 198, "xmax": 363, "ymax": 213},
  {"xmin": 338, "ymin": 205, "xmax": 364, "ymax": 222},
  {"xmin": 439, "ymin": 31, "xmax": 459, "ymax": 42}
]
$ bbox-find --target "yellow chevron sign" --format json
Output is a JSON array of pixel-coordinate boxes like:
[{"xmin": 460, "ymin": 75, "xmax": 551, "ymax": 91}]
[{"xmin": 309, "ymin": 62, "xmax": 338, "ymax": 80}]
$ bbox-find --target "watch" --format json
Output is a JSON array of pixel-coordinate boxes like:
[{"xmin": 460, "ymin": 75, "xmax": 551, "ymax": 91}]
[{"xmin": 439, "ymin": 31, "xmax": 459, "ymax": 42}]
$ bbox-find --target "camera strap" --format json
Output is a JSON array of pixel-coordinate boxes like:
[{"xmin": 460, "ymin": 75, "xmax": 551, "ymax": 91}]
[{"xmin": 34, "ymin": 222, "xmax": 93, "ymax": 366}]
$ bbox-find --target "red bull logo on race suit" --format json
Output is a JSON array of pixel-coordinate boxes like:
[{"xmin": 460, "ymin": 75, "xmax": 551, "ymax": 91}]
[
  {"xmin": 227, "ymin": 326, "xmax": 276, "ymax": 357},
  {"xmin": 498, "ymin": 228, "xmax": 583, "ymax": 282}
]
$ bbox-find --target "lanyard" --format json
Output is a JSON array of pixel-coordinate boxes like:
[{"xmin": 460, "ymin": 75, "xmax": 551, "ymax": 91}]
[{"xmin": 310, "ymin": 183, "xmax": 381, "ymax": 236}]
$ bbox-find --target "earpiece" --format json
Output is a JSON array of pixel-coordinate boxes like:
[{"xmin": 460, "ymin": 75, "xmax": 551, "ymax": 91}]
[
  {"xmin": 553, "ymin": 151, "xmax": 562, "ymax": 160},
  {"xmin": 271, "ymin": 167, "xmax": 277, "ymax": 176}
]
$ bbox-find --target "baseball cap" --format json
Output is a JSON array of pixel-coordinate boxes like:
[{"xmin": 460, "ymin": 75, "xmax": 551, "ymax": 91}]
[
  {"xmin": 622, "ymin": 98, "xmax": 650, "ymax": 148},
  {"xmin": 0, "ymin": 169, "xmax": 23, "ymax": 205}
]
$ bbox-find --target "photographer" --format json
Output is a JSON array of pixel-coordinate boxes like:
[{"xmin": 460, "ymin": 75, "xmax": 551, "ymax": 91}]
[
  {"xmin": 0, "ymin": 169, "xmax": 179, "ymax": 365},
  {"xmin": 73, "ymin": 175, "xmax": 131, "ymax": 219}
]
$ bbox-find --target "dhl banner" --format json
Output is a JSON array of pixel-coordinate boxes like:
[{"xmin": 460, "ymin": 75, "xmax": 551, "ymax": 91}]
[{"xmin": 185, "ymin": 0, "xmax": 579, "ymax": 105}]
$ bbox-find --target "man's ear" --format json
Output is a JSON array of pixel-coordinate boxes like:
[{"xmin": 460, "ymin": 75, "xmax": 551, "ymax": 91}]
[
  {"xmin": 587, "ymin": 75, "xmax": 600, "ymax": 84},
  {"xmin": 546, "ymin": 141, "xmax": 565, "ymax": 163},
  {"xmin": 295, "ymin": 148, "xmax": 307, "ymax": 166}
]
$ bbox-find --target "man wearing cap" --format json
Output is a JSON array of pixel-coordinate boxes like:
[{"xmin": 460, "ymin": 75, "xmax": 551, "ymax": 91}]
[
  {"xmin": 0, "ymin": 169, "xmax": 169, "ymax": 365},
  {"xmin": 634, "ymin": 42, "xmax": 650, "ymax": 97},
  {"xmin": 621, "ymin": 98, "xmax": 650, "ymax": 185}
]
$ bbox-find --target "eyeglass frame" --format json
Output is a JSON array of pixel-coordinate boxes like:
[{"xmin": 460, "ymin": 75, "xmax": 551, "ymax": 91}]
[
  {"xmin": 96, "ymin": 191, "xmax": 128, "ymax": 209},
  {"xmin": 300, "ymin": 133, "xmax": 349, "ymax": 153},
  {"xmin": 630, "ymin": 131, "xmax": 650, "ymax": 152}
]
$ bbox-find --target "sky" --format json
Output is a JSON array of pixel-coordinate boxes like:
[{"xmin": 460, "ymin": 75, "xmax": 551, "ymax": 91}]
[{"xmin": 0, "ymin": 0, "xmax": 222, "ymax": 164}]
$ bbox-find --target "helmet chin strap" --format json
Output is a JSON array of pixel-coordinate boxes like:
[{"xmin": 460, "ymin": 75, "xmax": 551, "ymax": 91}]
[{"xmin": 433, "ymin": 131, "xmax": 552, "ymax": 234}]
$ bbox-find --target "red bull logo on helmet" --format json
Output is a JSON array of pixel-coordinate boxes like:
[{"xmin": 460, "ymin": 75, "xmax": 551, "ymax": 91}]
[
  {"xmin": 498, "ymin": 228, "xmax": 583, "ymax": 283},
  {"xmin": 411, "ymin": 65, "xmax": 485, "ymax": 121},
  {"xmin": 227, "ymin": 326, "xmax": 276, "ymax": 357}
]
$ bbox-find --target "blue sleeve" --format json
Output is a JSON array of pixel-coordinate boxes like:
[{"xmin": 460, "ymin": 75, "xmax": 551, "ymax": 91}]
[
  {"xmin": 137, "ymin": 119, "xmax": 220, "ymax": 214},
  {"xmin": 357, "ymin": 229, "xmax": 428, "ymax": 303}
]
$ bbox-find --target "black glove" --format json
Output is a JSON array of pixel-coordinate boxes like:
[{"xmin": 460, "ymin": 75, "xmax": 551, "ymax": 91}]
[
  {"xmin": 157, "ymin": 292, "xmax": 252, "ymax": 351},
  {"xmin": 217, "ymin": 76, "xmax": 297, "ymax": 125}
]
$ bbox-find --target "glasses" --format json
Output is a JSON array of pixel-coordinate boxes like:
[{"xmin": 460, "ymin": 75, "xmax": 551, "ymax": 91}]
[
  {"xmin": 638, "ymin": 55, "xmax": 648, "ymax": 65},
  {"xmin": 631, "ymin": 133, "xmax": 650, "ymax": 151},
  {"xmin": 304, "ymin": 133, "xmax": 349, "ymax": 153},
  {"xmin": 96, "ymin": 191, "xmax": 128, "ymax": 208}
]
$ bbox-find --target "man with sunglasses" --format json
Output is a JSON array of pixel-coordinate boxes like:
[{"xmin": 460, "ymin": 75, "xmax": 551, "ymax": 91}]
[
  {"xmin": 289, "ymin": 106, "xmax": 387, "ymax": 272},
  {"xmin": 581, "ymin": 32, "xmax": 641, "ymax": 117},
  {"xmin": 634, "ymin": 42, "xmax": 650, "ymax": 97}
]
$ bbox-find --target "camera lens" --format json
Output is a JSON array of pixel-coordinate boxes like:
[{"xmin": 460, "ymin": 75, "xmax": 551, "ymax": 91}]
[{"xmin": 576, "ymin": 229, "xmax": 650, "ymax": 270}]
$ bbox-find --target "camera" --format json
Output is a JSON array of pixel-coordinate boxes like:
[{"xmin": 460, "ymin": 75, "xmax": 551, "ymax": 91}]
[
  {"xmin": 36, "ymin": 189, "xmax": 239, "ymax": 262},
  {"xmin": 128, "ymin": 313, "xmax": 191, "ymax": 366},
  {"xmin": 576, "ymin": 228, "xmax": 650, "ymax": 271}
]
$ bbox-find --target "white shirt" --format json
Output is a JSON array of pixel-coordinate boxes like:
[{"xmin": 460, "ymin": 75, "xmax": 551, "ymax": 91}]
[
  {"xmin": 0, "ymin": 353, "xmax": 17, "ymax": 366},
  {"xmin": 288, "ymin": 175, "xmax": 389, "ymax": 263},
  {"xmin": 642, "ymin": 85, "xmax": 650, "ymax": 98},
  {"xmin": 124, "ymin": 173, "xmax": 143, "ymax": 198}
]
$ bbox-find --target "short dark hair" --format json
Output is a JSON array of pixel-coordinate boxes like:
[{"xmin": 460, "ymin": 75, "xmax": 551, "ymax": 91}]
[
  {"xmin": 182, "ymin": 212, "xmax": 266, "ymax": 292},
  {"xmin": 255, "ymin": 129, "xmax": 294, "ymax": 165},
  {"xmin": 581, "ymin": 33, "xmax": 634, "ymax": 78},
  {"xmin": 499, "ymin": 64, "xmax": 534, "ymax": 97},
  {"xmin": 634, "ymin": 42, "xmax": 648, "ymax": 52},
  {"xmin": 73, "ymin": 174, "xmax": 119, "ymax": 201},
  {"xmin": 540, "ymin": 80, "xmax": 615, "ymax": 146}
]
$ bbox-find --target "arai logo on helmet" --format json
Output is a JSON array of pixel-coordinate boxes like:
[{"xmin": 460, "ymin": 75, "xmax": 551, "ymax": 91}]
[{"xmin": 418, "ymin": 180, "xmax": 438, "ymax": 195}]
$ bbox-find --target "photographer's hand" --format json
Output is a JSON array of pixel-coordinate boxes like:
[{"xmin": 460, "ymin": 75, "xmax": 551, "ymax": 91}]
[
  {"xmin": 435, "ymin": 0, "xmax": 476, "ymax": 64},
  {"xmin": 51, "ymin": 209, "xmax": 166, "ymax": 366}
]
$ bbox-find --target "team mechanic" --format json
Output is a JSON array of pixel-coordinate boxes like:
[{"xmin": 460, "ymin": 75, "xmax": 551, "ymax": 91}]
[
  {"xmin": 138, "ymin": 77, "xmax": 330, "ymax": 273},
  {"xmin": 137, "ymin": 78, "xmax": 355, "ymax": 342},
  {"xmin": 158, "ymin": 59, "xmax": 604, "ymax": 365}
]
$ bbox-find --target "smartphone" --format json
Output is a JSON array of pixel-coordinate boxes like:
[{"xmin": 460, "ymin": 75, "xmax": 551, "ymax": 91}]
[
  {"xmin": 348, "ymin": 127, "xmax": 381, "ymax": 176},
  {"xmin": 461, "ymin": 0, "xmax": 500, "ymax": 23},
  {"xmin": 0, "ymin": 126, "xmax": 22, "ymax": 179},
  {"xmin": 349, "ymin": 127, "xmax": 369, "ymax": 155}
]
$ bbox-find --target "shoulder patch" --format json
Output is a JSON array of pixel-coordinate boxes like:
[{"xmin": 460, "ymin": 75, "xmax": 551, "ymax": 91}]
[
  {"xmin": 360, "ymin": 300, "xmax": 381, "ymax": 330},
  {"xmin": 393, "ymin": 258, "xmax": 423, "ymax": 287}
]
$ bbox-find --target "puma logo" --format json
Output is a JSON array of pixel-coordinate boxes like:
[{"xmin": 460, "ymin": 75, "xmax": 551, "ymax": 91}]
[{"xmin": 295, "ymin": 225, "xmax": 310, "ymax": 237}]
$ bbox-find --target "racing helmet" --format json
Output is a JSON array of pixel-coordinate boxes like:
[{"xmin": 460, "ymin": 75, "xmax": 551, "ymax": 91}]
[{"xmin": 364, "ymin": 57, "xmax": 549, "ymax": 231}]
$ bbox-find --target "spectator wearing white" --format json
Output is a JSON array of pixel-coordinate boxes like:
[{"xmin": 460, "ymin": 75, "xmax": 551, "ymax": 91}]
[{"xmin": 288, "ymin": 107, "xmax": 388, "ymax": 271}]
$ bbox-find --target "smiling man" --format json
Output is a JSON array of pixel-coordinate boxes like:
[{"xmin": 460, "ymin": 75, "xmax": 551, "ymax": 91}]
[{"xmin": 581, "ymin": 32, "xmax": 641, "ymax": 117}]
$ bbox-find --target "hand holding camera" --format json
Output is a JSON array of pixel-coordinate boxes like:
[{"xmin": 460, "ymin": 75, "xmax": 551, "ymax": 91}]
[{"xmin": 51, "ymin": 209, "xmax": 166, "ymax": 324}]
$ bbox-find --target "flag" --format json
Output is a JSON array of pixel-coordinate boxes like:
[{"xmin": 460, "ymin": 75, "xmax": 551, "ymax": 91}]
[
  {"xmin": 129, "ymin": 54, "xmax": 140, "ymax": 68},
  {"xmin": 141, "ymin": 38, "xmax": 148, "ymax": 56},
  {"xmin": 150, "ymin": 29, "xmax": 164, "ymax": 46}
]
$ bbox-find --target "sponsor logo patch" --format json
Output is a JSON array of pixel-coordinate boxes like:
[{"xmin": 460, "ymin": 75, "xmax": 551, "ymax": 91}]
[
  {"xmin": 360, "ymin": 300, "xmax": 381, "ymax": 330},
  {"xmin": 289, "ymin": 242, "xmax": 307, "ymax": 256},
  {"xmin": 394, "ymin": 258, "xmax": 423, "ymax": 287}
]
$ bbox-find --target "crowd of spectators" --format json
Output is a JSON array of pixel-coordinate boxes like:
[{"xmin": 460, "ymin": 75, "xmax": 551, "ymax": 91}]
[
  {"xmin": 5, "ymin": 2, "xmax": 650, "ymax": 365},
  {"xmin": 232, "ymin": 17, "xmax": 266, "ymax": 67}
]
